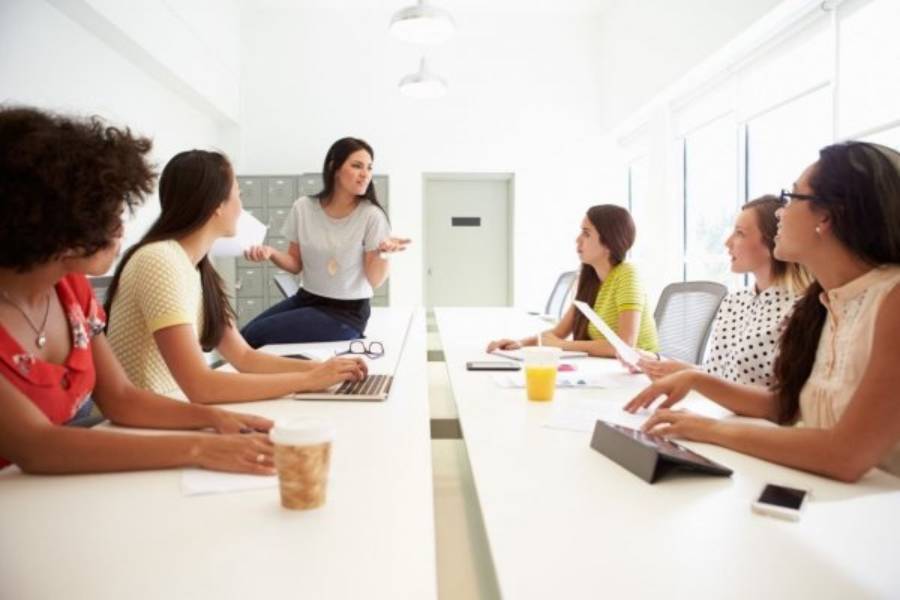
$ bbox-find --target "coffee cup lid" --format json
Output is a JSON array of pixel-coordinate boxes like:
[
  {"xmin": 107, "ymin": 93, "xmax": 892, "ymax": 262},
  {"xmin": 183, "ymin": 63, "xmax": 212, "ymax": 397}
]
[{"xmin": 270, "ymin": 418, "xmax": 335, "ymax": 446}]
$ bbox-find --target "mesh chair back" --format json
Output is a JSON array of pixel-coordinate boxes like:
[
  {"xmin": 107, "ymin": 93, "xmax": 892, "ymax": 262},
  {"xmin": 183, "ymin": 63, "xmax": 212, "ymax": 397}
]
[
  {"xmin": 273, "ymin": 273, "xmax": 300, "ymax": 299},
  {"xmin": 88, "ymin": 276, "xmax": 114, "ymax": 304},
  {"xmin": 545, "ymin": 270, "xmax": 578, "ymax": 319},
  {"xmin": 654, "ymin": 281, "xmax": 728, "ymax": 364}
]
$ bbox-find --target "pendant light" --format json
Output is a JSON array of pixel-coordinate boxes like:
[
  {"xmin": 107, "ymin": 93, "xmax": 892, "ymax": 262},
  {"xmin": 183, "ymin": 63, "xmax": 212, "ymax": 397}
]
[
  {"xmin": 398, "ymin": 57, "xmax": 448, "ymax": 99},
  {"xmin": 389, "ymin": 0, "xmax": 456, "ymax": 45}
]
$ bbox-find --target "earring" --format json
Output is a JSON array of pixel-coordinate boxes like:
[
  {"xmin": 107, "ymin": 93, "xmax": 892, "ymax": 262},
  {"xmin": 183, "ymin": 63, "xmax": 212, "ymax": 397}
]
[{"xmin": 815, "ymin": 226, "xmax": 821, "ymax": 234}]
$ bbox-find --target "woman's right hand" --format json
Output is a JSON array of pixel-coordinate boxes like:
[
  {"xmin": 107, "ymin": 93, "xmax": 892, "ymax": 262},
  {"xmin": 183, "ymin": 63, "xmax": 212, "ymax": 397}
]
[
  {"xmin": 192, "ymin": 432, "xmax": 275, "ymax": 475},
  {"xmin": 637, "ymin": 357, "xmax": 692, "ymax": 381},
  {"xmin": 243, "ymin": 245, "xmax": 274, "ymax": 262},
  {"xmin": 486, "ymin": 338, "xmax": 522, "ymax": 353},
  {"xmin": 305, "ymin": 358, "xmax": 367, "ymax": 390},
  {"xmin": 623, "ymin": 370, "xmax": 698, "ymax": 414}
]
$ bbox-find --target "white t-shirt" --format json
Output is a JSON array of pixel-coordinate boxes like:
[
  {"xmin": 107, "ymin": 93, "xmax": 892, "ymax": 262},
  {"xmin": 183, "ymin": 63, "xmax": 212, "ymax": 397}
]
[{"xmin": 281, "ymin": 196, "xmax": 391, "ymax": 300}]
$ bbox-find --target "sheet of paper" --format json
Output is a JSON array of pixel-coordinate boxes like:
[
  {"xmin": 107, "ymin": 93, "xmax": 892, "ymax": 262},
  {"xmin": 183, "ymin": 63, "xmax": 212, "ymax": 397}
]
[
  {"xmin": 209, "ymin": 210, "xmax": 268, "ymax": 258},
  {"xmin": 573, "ymin": 300, "xmax": 641, "ymax": 367},
  {"xmin": 492, "ymin": 372, "xmax": 643, "ymax": 389},
  {"xmin": 490, "ymin": 348, "xmax": 588, "ymax": 361},
  {"xmin": 181, "ymin": 468, "xmax": 277, "ymax": 496}
]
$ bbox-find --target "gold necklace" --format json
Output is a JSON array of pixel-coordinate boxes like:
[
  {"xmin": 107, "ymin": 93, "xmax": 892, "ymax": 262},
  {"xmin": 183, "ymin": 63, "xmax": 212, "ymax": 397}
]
[{"xmin": 1, "ymin": 290, "xmax": 51, "ymax": 348}]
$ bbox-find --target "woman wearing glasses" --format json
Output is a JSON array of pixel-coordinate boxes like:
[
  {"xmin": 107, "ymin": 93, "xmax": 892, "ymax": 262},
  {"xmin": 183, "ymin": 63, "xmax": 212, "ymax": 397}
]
[
  {"xmin": 240, "ymin": 138, "xmax": 410, "ymax": 348},
  {"xmin": 637, "ymin": 195, "xmax": 809, "ymax": 386},
  {"xmin": 626, "ymin": 141, "xmax": 900, "ymax": 481},
  {"xmin": 0, "ymin": 107, "xmax": 275, "ymax": 475},
  {"xmin": 105, "ymin": 150, "xmax": 367, "ymax": 404},
  {"xmin": 487, "ymin": 204, "xmax": 659, "ymax": 357}
]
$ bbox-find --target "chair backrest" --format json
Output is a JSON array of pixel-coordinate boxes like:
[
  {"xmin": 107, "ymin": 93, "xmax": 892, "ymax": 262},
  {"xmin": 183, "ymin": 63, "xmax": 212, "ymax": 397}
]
[
  {"xmin": 544, "ymin": 270, "xmax": 578, "ymax": 319},
  {"xmin": 273, "ymin": 273, "xmax": 300, "ymax": 299},
  {"xmin": 653, "ymin": 281, "xmax": 728, "ymax": 365},
  {"xmin": 88, "ymin": 275, "xmax": 114, "ymax": 304}
]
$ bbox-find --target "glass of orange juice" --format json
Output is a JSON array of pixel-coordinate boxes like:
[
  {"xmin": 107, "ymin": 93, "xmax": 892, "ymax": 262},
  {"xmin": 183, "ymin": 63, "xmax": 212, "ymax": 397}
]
[{"xmin": 522, "ymin": 347, "xmax": 561, "ymax": 401}]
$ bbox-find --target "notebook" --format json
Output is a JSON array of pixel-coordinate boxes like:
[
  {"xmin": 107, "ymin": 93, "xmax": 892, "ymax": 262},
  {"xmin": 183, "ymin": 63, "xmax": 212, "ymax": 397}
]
[
  {"xmin": 490, "ymin": 348, "xmax": 588, "ymax": 361},
  {"xmin": 291, "ymin": 373, "xmax": 393, "ymax": 402}
]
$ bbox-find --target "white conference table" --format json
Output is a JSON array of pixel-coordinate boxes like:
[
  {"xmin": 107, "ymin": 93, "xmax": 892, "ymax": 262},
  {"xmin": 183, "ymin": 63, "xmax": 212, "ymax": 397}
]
[
  {"xmin": 0, "ymin": 308, "xmax": 436, "ymax": 600},
  {"xmin": 435, "ymin": 307, "xmax": 900, "ymax": 600}
]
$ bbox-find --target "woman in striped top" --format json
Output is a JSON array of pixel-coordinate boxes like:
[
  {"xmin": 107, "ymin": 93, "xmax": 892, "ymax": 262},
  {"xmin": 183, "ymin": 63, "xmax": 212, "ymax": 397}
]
[{"xmin": 487, "ymin": 205, "xmax": 658, "ymax": 357}]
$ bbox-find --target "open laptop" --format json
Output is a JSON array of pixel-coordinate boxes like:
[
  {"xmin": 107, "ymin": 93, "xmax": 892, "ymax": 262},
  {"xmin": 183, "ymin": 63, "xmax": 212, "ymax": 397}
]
[{"xmin": 291, "ymin": 373, "xmax": 394, "ymax": 402}]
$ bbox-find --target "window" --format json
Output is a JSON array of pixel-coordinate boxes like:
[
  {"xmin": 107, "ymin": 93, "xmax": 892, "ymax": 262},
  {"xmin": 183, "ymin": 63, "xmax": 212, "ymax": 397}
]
[
  {"xmin": 627, "ymin": 155, "xmax": 649, "ymax": 259},
  {"xmin": 746, "ymin": 87, "xmax": 832, "ymax": 198},
  {"xmin": 683, "ymin": 115, "xmax": 740, "ymax": 284}
]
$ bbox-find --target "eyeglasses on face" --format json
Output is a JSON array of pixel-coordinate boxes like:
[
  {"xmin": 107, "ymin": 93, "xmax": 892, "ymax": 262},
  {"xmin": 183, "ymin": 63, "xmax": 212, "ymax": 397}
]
[
  {"xmin": 779, "ymin": 189, "xmax": 821, "ymax": 205},
  {"xmin": 336, "ymin": 340, "xmax": 385, "ymax": 359}
]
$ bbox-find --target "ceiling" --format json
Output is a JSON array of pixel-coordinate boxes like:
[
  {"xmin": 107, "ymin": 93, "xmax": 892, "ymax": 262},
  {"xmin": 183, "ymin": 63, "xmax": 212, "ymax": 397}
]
[{"xmin": 241, "ymin": 0, "xmax": 617, "ymax": 17}]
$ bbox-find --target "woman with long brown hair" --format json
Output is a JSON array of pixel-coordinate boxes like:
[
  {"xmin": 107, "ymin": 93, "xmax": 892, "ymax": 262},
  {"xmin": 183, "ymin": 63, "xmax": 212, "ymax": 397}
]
[
  {"xmin": 105, "ymin": 150, "xmax": 367, "ymax": 404},
  {"xmin": 487, "ymin": 204, "xmax": 658, "ymax": 357},
  {"xmin": 638, "ymin": 195, "xmax": 809, "ymax": 386},
  {"xmin": 625, "ymin": 141, "xmax": 900, "ymax": 481}
]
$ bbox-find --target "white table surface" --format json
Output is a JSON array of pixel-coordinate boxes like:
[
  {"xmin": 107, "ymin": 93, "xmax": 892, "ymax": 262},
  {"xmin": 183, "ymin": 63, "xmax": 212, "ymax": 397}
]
[
  {"xmin": 435, "ymin": 307, "xmax": 900, "ymax": 600},
  {"xmin": 0, "ymin": 308, "xmax": 437, "ymax": 600}
]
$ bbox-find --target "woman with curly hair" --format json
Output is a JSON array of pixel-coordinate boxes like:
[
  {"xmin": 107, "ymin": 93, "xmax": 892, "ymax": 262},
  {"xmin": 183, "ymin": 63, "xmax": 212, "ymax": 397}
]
[
  {"xmin": 0, "ymin": 106, "xmax": 274, "ymax": 475},
  {"xmin": 625, "ymin": 141, "xmax": 900, "ymax": 482}
]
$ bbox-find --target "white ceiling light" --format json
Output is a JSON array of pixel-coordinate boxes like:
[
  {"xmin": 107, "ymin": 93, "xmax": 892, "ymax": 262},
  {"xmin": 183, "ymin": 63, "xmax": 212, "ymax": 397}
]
[
  {"xmin": 389, "ymin": 0, "xmax": 456, "ymax": 45},
  {"xmin": 398, "ymin": 57, "xmax": 448, "ymax": 99}
]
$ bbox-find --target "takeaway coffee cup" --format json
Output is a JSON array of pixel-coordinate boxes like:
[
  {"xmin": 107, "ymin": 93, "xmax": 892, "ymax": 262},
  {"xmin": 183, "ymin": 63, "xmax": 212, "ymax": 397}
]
[{"xmin": 270, "ymin": 418, "xmax": 335, "ymax": 510}]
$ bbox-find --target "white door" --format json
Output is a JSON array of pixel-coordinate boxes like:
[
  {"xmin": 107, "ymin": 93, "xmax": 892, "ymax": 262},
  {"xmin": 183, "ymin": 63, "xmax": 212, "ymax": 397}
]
[{"xmin": 424, "ymin": 176, "xmax": 511, "ymax": 307}]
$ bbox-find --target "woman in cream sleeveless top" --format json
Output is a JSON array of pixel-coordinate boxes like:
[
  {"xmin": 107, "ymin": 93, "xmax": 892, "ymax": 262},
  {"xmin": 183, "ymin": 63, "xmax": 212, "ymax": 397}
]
[
  {"xmin": 624, "ymin": 141, "xmax": 900, "ymax": 482},
  {"xmin": 799, "ymin": 265, "xmax": 900, "ymax": 474}
]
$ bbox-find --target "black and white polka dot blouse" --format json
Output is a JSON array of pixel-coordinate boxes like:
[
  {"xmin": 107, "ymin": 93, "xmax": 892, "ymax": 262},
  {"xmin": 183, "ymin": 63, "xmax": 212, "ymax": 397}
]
[{"xmin": 703, "ymin": 285, "xmax": 799, "ymax": 387}]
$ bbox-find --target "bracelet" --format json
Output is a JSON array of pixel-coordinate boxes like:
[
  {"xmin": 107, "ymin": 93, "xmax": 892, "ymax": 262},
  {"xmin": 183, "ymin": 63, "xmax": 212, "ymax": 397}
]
[{"xmin": 655, "ymin": 352, "xmax": 662, "ymax": 361}]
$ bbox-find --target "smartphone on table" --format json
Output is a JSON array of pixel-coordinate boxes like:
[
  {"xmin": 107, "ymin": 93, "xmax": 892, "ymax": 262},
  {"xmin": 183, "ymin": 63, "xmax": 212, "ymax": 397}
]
[
  {"xmin": 751, "ymin": 483, "xmax": 810, "ymax": 521},
  {"xmin": 466, "ymin": 361, "xmax": 521, "ymax": 371}
]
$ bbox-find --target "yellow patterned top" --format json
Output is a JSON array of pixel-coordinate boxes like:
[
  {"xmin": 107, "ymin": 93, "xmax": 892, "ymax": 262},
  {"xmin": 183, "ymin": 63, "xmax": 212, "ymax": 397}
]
[
  {"xmin": 107, "ymin": 240, "xmax": 203, "ymax": 395},
  {"xmin": 587, "ymin": 262, "xmax": 659, "ymax": 352}
]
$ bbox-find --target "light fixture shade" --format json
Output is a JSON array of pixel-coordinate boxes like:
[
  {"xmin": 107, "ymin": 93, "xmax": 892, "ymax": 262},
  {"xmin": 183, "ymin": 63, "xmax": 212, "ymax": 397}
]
[
  {"xmin": 398, "ymin": 57, "xmax": 448, "ymax": 99},
  {"xmin": 390, "ymin": 0, "xmax": 455, "ymax": 45}
]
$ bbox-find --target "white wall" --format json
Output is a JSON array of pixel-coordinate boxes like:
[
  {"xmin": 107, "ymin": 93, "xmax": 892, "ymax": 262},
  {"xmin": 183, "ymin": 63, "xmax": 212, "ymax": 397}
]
[
  {"xmin": 593, "ymin": 0, "xmax": 784, "ymax": 132},
  {"xmin": 0, "ymin": 0, "xmax": 239, "ymax": 252},
  {"xmin": 239, "ymin": 6, "xmax": 611, "ymax": 309}
]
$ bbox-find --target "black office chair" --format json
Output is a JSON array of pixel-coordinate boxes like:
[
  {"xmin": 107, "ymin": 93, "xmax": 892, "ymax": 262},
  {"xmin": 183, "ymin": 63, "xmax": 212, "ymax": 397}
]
[
  {"xmin": 273, "ymin": 273, "xmax": 300, "ymax": 299},
  {"xmin": 653, "ymin": 281, "xmax": 728, "ymax": 364},
  {"xmin": 544, "ymin": 270, "xmax": 578, "ymax": 319}
]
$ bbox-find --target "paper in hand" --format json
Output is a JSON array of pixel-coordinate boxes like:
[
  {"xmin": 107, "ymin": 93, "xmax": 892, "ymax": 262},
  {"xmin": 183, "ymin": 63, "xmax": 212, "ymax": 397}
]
[
  {"xmin": 209, "ymin": 210, "xmax": 268, "ymax": 258},
  {"xmin": 573, "ymin": 300, "xmax": 641, "ymax": 367}
]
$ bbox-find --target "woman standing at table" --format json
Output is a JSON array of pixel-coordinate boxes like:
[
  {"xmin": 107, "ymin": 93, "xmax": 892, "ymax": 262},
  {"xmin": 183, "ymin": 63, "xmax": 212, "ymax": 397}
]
[
  {"xmin": 104, "ymin": 150, "xmax": 366, "ymax": 404},
  {"xmin": 637, "ymin": 195, "xmax": 809, "ymax": 386},
  {"xmin": 626, "ymin": 141, "xmax": 900, "ymax": 481},
  {"xmin": 487, "ymin": 204, "xmax": 659, "ymax": 357},
  {"xmin": 0, "ymin": 106, "xmax": 273, "ymax": 475},
  {"xmin": 240, "ymin": 137, "xmax": 410, "ymax": 348}
]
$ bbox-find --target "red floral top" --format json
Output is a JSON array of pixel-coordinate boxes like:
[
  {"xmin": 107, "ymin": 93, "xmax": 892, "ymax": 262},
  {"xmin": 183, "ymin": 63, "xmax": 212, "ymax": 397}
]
[{"xmin": 0, "ymin": 274, "xmax": 105, "ymax": 468}]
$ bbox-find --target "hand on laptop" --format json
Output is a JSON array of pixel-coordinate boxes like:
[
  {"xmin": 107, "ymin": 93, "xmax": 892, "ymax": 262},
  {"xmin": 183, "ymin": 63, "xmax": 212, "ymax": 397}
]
[{"xmin": 307, "ymin": 357, "xmax": 367, "ymax": 390}]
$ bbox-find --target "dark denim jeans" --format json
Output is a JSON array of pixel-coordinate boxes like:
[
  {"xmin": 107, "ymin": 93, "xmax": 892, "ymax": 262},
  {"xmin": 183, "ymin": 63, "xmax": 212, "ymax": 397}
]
[{"xmin": 240, "ymin": 295, "xmax": 362, "ymax": 349}]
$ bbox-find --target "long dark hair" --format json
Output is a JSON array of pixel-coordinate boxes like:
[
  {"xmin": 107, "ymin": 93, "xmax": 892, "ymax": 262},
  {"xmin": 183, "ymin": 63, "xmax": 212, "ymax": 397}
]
[
  {"xmin": 105, "ymin": 150, "xmax": 237, "ymax": 351},
  {"xmin": 742, "ymin": 195, "xmax": 810, "ymax": 293},
  {"xmin": 314, "ymin": 137, "xmax": 388, "ymax": 219},
  {"xmin": 572, "ymin": 204, "xmax": 636, "ymax": 340},
  {"xmin": 772, "ymin": 141, "xmax": 900, "ymax": 423}
]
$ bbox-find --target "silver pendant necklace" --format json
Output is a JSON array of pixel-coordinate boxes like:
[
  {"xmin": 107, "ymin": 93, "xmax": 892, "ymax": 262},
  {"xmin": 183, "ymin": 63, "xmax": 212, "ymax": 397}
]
[{"xmin": 1, "ymin": 290, "xmax": 51, "ymax": 348}]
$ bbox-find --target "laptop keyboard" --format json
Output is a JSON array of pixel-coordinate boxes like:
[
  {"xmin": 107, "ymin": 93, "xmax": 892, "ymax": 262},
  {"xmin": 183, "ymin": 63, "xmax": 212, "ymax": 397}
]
[{"xmin": 334, "ymin": 374, "xmax": 393, "ymax": 396}]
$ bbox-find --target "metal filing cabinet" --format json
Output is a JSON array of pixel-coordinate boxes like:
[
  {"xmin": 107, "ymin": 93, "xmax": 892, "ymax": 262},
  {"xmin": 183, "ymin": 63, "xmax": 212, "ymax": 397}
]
[{"xmin": 232, "ymin": 174, "xmax": 390, "ymax": 328}]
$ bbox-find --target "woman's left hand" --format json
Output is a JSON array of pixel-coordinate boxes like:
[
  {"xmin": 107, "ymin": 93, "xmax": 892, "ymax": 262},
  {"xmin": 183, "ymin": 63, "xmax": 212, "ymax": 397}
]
[
  {"xmin": 641, "ymin": 409, "xmax": 719, "ymax": 443},
  {"xmin": 210, "ymin": 409, "xmax": 274, "ymax": 435},
  {"xmin": 378, "ymin": 237, "xmax": 412, "ymax": 254}
]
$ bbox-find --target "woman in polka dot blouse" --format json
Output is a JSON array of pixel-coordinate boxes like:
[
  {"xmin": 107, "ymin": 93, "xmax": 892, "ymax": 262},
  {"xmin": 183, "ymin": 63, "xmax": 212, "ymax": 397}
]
[{"xmin": 639, "ymin": 195, "xmax": 809, "ymax": 387}]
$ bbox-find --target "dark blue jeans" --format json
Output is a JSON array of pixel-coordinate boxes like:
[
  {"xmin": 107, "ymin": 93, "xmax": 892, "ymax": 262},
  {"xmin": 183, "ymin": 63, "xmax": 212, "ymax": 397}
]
[{"xmin": 240, "ymin": 295, "xmax": 362, "ymax": 349}]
